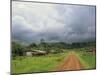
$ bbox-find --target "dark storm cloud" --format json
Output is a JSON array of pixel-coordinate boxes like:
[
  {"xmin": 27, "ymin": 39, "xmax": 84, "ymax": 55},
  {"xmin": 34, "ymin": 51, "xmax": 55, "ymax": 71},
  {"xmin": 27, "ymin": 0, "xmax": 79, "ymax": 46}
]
[{"xmin": 12, "ymin": 2, "xmax": 96, "ymax": 44}]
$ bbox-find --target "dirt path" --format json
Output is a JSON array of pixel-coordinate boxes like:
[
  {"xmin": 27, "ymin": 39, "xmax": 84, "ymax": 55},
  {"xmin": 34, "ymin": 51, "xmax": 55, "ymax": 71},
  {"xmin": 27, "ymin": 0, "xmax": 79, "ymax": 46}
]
[{"xmin": 57, "ymin": 52, "xmax": 83, "ymax": 71}]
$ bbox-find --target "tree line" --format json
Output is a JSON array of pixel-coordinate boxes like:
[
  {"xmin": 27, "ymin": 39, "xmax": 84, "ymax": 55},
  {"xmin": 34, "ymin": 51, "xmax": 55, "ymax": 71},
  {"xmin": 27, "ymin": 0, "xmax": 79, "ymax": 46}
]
[{"xmin": 12, "ymin": 39, "xmax": 96, "ymax": 57}]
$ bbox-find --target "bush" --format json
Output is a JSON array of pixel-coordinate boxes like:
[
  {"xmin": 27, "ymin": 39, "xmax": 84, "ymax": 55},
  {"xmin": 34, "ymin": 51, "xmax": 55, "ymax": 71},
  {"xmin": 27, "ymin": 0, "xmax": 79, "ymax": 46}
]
[{"xmin": 12, "ymin": 42, "xmax": 25, "ymax": 56}]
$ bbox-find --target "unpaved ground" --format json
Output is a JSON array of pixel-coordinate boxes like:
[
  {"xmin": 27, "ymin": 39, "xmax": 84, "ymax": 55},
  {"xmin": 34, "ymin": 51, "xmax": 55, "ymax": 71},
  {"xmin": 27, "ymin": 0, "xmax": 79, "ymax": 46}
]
[{"xmin": 57, "ymin": 52, "xmax": 83, "ymax": 71}]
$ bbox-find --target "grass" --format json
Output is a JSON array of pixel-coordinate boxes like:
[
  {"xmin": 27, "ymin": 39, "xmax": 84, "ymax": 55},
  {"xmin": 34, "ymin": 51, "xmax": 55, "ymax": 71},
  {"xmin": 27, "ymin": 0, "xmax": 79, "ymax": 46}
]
[
  {"xmin": 75, "ymin": 50, "xmax": 96, "ymax": 69},
  {"xmin": 12, "ymin": 52, "xmax": 68, "ymax": 74},
  {"xmin": 12, "ymin": 48, "xmax": 96, "ymax": 74}
]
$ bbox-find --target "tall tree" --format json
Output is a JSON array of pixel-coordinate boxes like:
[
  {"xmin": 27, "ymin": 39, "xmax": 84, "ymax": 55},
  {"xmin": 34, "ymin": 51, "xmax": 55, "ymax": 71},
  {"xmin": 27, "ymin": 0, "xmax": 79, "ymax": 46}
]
[{"xmin": 12, "ymin": 42, "xmax": 24, "ymax": 56}]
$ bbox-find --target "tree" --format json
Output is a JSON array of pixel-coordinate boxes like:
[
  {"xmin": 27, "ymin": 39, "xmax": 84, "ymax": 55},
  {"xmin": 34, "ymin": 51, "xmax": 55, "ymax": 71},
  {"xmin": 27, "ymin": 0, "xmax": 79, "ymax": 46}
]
[
  {"xmin": 40, "ymin": 38, "xmax": 45, "ymax": 43},
  {"xmin": 12, "ymin": 42, "xmax": 24, "ymax": 56},
  {"xmin": 28, "ymin": 43, "xmax": 37, "ymax": 48}
]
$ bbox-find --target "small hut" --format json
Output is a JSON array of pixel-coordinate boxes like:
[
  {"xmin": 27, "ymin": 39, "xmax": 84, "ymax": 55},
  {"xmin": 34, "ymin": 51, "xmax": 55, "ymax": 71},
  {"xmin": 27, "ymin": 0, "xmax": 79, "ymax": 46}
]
[
  {"xmin": 86, "ymin": 48, "xmax": 96, "ymax": 55},
  {"xmin": 25, "ymin": 50, "xmax": 47, "ymax": 56}
]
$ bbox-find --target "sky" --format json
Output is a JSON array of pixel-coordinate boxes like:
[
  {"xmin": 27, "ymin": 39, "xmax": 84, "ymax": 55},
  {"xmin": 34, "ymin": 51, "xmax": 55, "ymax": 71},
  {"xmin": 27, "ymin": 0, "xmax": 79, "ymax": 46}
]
[{"xmin": 12, "ymin": 1, "xmax": 96, "ymax": 45}]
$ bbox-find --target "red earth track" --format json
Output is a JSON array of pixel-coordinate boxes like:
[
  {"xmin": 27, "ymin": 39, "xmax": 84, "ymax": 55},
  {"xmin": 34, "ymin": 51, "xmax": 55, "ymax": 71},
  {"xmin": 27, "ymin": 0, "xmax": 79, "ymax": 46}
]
[{"xmin": 56, "ymin": 52, "xmax": 83, "ymax": 71}]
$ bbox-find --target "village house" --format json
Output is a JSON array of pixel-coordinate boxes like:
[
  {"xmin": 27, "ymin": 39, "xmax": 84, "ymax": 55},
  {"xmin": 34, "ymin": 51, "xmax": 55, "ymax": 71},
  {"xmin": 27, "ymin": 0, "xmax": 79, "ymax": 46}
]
[
  {"xmin": 25, "ymin": 50, "xmax": 47, "ymax": 56},
  {"xmin": 86, "ymin": 48, "xmax": 96, "ymax": 55}
]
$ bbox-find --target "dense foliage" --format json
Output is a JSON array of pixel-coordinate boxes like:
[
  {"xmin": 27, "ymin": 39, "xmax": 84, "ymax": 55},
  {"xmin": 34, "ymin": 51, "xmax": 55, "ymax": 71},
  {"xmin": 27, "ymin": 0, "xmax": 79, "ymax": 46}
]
[
  {"xmin": 12, "ymin": 42, "xmax": 25, "ymax": 57},
  {"xmin": 12, "ymin": 39, "xmax": 96, "ymax": 56}
]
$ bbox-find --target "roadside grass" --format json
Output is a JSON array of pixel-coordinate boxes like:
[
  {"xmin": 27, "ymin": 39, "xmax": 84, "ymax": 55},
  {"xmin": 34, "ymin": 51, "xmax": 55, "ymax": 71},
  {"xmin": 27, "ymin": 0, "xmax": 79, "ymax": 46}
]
[
  {"xmin": 12, "ymin": 52, "xmax": 68, "ymax": 74},
  {"xmin": 75, "ymin": 51, "xmax": 96, "ymax": 69},
  {"xmin": 12, "ymin": 48, "xmax": 96, "ymax": 74}
]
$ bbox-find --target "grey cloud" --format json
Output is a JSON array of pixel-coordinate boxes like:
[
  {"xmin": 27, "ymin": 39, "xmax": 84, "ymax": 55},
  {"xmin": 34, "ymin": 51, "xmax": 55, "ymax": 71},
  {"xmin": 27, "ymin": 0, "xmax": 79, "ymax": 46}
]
[{"xmin": 12, "ymin": 2, "xmax": 96, "ymax": 44}]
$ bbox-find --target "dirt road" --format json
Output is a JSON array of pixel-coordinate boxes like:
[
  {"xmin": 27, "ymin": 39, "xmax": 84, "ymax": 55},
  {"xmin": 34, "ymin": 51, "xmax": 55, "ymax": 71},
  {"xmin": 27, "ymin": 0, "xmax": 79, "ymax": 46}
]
[{"xmin": 57, "ymin": 52, "xmax": 82, "ymax": 71}]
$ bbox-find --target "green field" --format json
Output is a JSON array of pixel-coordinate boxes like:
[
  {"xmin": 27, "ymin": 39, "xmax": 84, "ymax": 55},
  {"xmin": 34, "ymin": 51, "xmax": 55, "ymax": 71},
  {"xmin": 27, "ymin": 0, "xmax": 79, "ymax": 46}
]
[
  {"xmin": 12, "ymin": 52, "xmax": 68, "ymax": 74},
  {"xmin": 12, "ymin": 50, "xmax": 96, "ymax": 74},
  {"xmin": 76, "ymin": 51, "xmax": 96, "ymax": 69}
]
